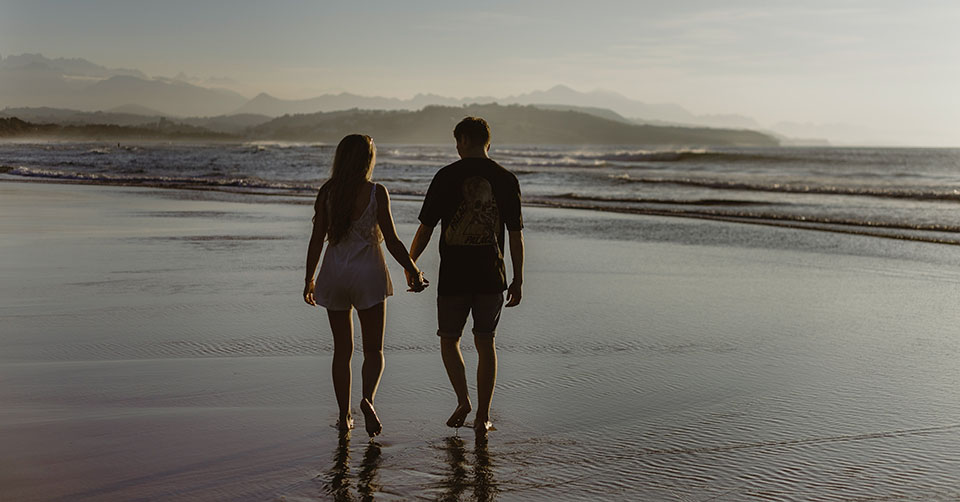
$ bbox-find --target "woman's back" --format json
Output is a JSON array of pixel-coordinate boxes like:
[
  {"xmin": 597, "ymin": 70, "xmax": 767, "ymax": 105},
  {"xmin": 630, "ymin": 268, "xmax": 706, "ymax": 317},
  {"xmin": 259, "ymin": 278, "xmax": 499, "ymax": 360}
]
[
  {"xmin": 347, "ymin": 182, "xmax": 375, "ymax": 220},
  {"xmin": 327, "ymin": 182, "xmax": 382, "ymax": 248},
  {"xmin": 314, "ymin": 181, "xmax": 393, "ymax": 310}
]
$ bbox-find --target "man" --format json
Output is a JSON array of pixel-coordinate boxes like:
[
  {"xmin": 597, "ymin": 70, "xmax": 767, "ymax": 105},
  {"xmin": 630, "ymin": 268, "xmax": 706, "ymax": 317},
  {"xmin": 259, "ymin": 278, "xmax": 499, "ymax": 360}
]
[{"xmin": 408, "ymin": 116, "xmax": 524, "ymax": 433}]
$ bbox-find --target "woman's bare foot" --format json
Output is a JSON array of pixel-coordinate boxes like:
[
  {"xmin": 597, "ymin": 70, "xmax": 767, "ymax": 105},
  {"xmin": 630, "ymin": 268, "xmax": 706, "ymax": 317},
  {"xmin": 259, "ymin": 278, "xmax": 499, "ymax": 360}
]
[
  {"xmin": 360, "ymin": 398, "xmax": 382, "ymax": 437},
  {"xmin": 336, "ymin": 415, "xmax": 355, "ymax": 431},
  {"xmin": 446, "ymin": 402, "xmax": 472, "ymax": 428}
]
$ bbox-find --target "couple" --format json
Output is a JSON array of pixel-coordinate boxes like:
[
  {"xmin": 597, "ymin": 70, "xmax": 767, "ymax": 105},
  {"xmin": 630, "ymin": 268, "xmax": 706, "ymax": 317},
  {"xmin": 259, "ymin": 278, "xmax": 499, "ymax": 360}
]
[{"xmin": 303, "ymin": 117, "xmax": 525, "ymax": 437}]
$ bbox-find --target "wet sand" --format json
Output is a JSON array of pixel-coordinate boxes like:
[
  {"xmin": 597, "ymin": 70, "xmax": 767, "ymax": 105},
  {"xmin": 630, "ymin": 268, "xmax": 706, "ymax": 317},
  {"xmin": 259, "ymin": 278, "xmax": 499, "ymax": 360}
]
[{"xmin": 2, "ymin": 180, "xmax": 960, "ymax": 501}]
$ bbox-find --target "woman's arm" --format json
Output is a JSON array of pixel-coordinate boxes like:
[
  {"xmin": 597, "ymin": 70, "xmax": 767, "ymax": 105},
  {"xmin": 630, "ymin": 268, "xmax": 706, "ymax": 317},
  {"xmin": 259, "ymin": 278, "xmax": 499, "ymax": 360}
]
[
  {"xmin": 375, "ymin": 184, "xmax": 428, "ymax": 292},
  {"xmin": 303, "ymin": 191, "xmax": 328, "ymax": 305}
]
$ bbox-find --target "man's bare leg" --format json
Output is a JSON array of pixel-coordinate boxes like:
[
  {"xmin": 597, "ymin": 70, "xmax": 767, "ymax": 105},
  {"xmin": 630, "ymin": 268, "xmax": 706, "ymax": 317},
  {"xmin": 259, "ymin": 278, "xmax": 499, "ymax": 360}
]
[
  {"xmin": 440, "ymin": 337, "xmax": 472, "ymax": 427},
  {"xmin": 474, "ymin": 335, "xmax": 497, "ymax": 432}
]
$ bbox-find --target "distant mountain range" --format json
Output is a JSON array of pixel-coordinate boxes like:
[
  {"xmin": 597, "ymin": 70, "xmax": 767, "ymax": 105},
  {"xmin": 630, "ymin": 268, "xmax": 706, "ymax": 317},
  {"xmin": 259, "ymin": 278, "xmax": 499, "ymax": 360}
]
[
  {"xmin": 0, "ymin": 53, "xmax": 817, "ymax": 144},
  {"xmin": 0, "ymin": 54, "xmax": 761, "ymax": 124},
  {"xmin": 0, "ymin": 54, "xmax": 246, "ymax": 117},
  {"xmin": 0, "ymin": 104, "xmax": 779, "ymax": 146},
  {"xmin": 249, "ymin": 104, "xmax": 778, "ymax": 145},
  {"xmin": 232, "ymin": 86, "xmax": 764, "ymax": 130}
]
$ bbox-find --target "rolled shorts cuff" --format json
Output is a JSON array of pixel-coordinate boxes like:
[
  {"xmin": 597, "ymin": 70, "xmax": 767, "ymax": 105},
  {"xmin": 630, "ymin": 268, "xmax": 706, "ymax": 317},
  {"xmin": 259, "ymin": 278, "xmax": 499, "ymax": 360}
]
[
  {"xmin": 436, "ymin": 328, "xmax": 497, "ymax": 338},
  {"xmin": 437, "ymin": 329, "xmax": 463, "ymax": 339}
]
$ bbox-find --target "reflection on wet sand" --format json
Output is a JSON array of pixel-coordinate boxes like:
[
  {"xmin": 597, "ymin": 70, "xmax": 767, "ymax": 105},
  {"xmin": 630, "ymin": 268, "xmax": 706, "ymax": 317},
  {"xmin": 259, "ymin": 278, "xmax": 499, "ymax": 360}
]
[
  {"xmin": 322, "ymin": 430, "xmax": 383, "ymax": 501},
  {"xmin": 439, "ymin": 435, "xmax": 499, "ymax": 501},
  {"xmin": 324, "ymin": 430, "xmax": 353, "ymax": 501},
  {"xmin": 474, "ymin": 434, "xmax": 498, "ymax": 501},
  {"xmin": 440, "ymin": 437, "xmax": 468, "ymax": 501},
  {"xmin": 358, "ymin": 441, "xmax": 382, "ymax": 501}
]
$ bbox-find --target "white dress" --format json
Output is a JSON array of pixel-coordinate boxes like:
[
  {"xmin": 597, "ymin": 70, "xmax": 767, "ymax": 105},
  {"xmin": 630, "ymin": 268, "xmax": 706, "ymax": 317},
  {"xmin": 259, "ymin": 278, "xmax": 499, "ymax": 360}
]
[{"xmin": 314, "ymin": 184, "xmax": 394, "ymax": 310}]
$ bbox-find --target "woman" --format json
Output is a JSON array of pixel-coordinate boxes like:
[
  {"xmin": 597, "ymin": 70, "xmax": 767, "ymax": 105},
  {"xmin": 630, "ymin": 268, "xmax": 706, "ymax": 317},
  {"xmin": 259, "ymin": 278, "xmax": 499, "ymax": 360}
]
[{"xmin": 304, "ymin": 134, "xmax": 427, "ymax": 437}]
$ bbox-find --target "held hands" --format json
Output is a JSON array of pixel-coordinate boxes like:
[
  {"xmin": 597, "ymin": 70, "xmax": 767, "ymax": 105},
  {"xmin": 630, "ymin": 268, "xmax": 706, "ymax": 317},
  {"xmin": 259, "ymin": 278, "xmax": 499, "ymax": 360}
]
[
  {"xmin": 506, "ymin": 279, "xmax": 522, "ymax": 307},
  {"xmin": 405, "ymin": 269, "xmax": 429, "ymax": 293},
  {"xmin": 303, "ymin": 278, "xmax": 317, "ymax": 306},
  {"xmin": 305, "ymin": 271, "xmax": 427, "ymax": 305}
]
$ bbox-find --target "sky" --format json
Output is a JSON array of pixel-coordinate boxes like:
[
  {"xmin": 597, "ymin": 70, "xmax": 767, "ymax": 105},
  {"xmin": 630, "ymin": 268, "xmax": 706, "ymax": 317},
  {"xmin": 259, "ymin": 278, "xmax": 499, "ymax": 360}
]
[{"xmin": 1, "ymin": 0, "xmax": 958, "ymax": 145}]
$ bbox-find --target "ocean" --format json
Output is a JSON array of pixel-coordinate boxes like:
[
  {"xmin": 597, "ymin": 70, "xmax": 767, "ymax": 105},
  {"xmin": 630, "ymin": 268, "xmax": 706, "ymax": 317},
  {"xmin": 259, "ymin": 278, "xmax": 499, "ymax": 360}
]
[{"xmin": 3, "ymin": 141, "xmax": 960, "ymax": 244}]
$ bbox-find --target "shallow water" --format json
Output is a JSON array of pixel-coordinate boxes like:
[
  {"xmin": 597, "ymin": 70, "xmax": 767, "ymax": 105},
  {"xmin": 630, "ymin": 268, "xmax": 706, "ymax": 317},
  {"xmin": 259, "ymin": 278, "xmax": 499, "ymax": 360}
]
[
  {"xmin": 2, "ymin": 182, "xmax": 960, "ymax": 500},
  {"xmin": 3, "ymin": 142, "xmax": 960, "ymax": 243}
]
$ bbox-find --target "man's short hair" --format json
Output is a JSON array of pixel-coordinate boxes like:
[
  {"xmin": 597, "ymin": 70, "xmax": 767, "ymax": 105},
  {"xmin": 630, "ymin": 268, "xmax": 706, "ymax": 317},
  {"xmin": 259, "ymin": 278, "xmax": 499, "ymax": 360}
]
[{"xmin": 454, "ymin": 116, "xmax": 491, "ymax": 146}]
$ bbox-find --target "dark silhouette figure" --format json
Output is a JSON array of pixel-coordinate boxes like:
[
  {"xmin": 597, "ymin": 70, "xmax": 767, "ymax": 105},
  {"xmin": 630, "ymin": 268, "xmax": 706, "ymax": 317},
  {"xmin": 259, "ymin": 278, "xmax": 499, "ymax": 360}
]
[
  {"xmin": 409, "ymin": 117, "xmax": 525, "ymax": 433},
  {"xmin": 305, "ymin": 134, "xmax": 428, "ymax": 436}
]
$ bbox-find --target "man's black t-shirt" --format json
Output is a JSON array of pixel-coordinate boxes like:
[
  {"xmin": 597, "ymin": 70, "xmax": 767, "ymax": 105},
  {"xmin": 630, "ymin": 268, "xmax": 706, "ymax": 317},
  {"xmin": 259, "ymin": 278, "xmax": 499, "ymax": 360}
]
[{"xmin": 418, "ymin": 157, "xmax": 523, "ymax": 295}]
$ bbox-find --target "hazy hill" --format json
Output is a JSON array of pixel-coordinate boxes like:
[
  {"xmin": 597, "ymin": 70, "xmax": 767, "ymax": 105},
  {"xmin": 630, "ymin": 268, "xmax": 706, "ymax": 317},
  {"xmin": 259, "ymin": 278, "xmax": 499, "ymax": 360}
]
[
  {"xmin": 0, "ymin": 53, "xmax": 146, "ymax": 79},
  {"xmin": 0, "ymin": 106, "xmax": 273, "ymax": 134},
  {"xmin": 78, "ymin": 76, "xmax": 247, "ymax": 117},
  {"xmin": 249, "ymin": 104, "xmax": 779, "ymax": 146},
  {"xmin": 106, "ymin": 104, "xmax": 168, "ymax": 116},
  {"xmin": 235, "ymin": 92, "xmax": 423, "ymax": 116},
  {"xmin": 507, "ymin": 85, "xmax": 695, "ymax": 123},
  {"xmin": 532, "ymin": 104, "xmax": 634, "ymax": 124},
  {"xmin": 0, "ymin": 116, "xmax": 231, "ymax": 140},
  {"xmin": 0, "ymin": 107, "xmax": 161, "ymax": 127},
  {"xmin": 180, "ymin": 113, "xmax": 273, "ymax": 134},
  {"xmin": 234, "ymin": 91, "xmax": 494, "ymax": 116},
  {"xmin": 0, "ymin": 54, "xmax": 247, "ymax": 116}
]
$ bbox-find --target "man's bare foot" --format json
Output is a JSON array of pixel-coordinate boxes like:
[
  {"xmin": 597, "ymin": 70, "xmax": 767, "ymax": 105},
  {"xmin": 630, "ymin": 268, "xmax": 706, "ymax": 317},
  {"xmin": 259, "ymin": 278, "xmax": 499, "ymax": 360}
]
[
  {"xmin": 336, "ymin": 415, "xmax": 355, "ymax": 431},
  {"xmin": 446, "ymin": 403, "xmax": 472, "ymax": 428},
  {"xmin": 360, "ymin": 398, "xmax": 382, "ymax": 437},
  {"xmin": 473, "ymin": 417, "xmax": 494, "ymax": 433}
]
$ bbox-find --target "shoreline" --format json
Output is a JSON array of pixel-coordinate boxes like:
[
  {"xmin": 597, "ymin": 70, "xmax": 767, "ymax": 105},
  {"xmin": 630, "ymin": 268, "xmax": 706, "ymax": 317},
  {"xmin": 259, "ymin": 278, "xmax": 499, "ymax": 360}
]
[{"xmin": 4, "ymin": 174, "xmax": 960, "ymax": 247}]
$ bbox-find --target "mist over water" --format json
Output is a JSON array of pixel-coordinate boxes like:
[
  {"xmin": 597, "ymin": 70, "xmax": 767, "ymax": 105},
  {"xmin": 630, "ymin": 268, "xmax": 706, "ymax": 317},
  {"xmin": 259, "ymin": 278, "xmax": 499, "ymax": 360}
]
[{"xmin": 3, "ymin": 142, "xmax": 960, "ymax": 243}]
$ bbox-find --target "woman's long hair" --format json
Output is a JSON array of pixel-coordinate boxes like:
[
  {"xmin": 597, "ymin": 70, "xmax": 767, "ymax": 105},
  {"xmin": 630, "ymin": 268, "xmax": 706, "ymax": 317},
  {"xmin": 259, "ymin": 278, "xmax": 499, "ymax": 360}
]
[{"xmin": 317, "ymin": 134, "xmax": 376, "ymax": 244}]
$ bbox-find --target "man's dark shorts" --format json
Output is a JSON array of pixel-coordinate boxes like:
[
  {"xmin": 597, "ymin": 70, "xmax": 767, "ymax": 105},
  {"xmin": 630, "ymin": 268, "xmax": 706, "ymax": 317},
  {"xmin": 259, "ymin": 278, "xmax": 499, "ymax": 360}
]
[{"xmin": 437, "ymin": 293, "xmax": 504, "ymax": 339}]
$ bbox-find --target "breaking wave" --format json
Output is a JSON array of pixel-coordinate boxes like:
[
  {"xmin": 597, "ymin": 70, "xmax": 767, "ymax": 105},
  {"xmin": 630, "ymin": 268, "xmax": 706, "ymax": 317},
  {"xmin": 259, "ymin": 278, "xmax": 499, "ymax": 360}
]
[
  {"xmin": 610, "ymin": 174, "xmax": 960, "ymax": 202},
  {"xmin": 7, "ymin": 166, "xmax": 317, "ymax": 193}
]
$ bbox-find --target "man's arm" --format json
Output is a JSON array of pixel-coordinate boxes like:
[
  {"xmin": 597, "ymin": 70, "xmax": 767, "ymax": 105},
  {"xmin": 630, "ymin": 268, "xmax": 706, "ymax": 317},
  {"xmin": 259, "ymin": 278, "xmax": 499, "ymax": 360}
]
[
  {"xmin": 505, "ymin": 229, "xmax": 524, "ymax": 307},
  {"xmin": 409, "ymin": 224, "xmax": 434, "ymax": 262},
  {"xmin": 406, "ymin": 223, "xmax": 434, "ymax": 285}
]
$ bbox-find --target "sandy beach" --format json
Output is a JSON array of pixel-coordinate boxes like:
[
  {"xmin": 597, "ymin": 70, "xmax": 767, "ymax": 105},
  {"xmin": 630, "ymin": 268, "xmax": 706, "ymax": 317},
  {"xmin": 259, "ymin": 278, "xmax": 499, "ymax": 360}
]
[{"xmin": 2, "ymin": 179, "xmax": 960, "ymax": 501}]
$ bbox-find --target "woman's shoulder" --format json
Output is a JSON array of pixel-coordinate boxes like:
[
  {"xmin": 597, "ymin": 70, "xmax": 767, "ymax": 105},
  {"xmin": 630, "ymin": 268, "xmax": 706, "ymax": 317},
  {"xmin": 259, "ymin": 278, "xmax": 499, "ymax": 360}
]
[
  {"xmin": 314, "ymin": 183, "xmax": 329, "ymax": 207},
  {"xmin": 373, "ymin": 181, "xmax": 390, "ymax": 202}
]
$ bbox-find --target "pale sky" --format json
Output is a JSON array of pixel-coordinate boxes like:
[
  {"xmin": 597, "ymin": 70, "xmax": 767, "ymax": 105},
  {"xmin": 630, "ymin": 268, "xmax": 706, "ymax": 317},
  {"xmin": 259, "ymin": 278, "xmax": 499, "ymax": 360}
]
[{"xmin": 1, "ymin": 0, "xmax": 958, "ymax": 145}]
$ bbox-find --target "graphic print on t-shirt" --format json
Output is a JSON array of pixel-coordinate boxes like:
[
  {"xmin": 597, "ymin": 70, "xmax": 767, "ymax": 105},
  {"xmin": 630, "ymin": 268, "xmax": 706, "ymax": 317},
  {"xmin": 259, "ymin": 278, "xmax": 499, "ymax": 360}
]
[{"xmin": 444, "ymin": 176, "xmax": 500, "ymax": 246}]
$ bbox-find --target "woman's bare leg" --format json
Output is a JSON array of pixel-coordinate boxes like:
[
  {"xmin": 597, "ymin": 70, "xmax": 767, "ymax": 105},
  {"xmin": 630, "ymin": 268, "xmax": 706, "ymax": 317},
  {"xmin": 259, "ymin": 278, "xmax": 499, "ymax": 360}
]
[
  {"xmin": 327, "ymin": 309, "xmax": 354, "ymax": 429},
  {"xmin": 357, "ymin": 302, "xmax": 385, "ymax": 436}
]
